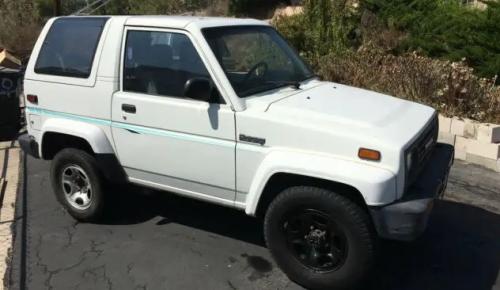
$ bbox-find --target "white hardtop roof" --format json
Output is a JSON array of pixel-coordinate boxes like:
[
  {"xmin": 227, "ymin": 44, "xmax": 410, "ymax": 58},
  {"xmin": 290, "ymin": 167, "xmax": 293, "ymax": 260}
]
[
  {"xmin": 57, "ymin": 15, "xmax": 269, "ymax": 29},
  {"xmin": 121, "ymin": 15, "xmax": 269, "ymax": 29}
]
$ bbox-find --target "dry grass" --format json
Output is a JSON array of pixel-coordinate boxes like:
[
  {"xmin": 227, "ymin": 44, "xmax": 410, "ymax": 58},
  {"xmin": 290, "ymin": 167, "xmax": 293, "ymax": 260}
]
[
  {"xmin": 317, "ymin": 47, "xmax": 500, "ymax": 124},
  {"xmin": 0, "ymin": 0, "xmax": 41, "ymax": 54}
]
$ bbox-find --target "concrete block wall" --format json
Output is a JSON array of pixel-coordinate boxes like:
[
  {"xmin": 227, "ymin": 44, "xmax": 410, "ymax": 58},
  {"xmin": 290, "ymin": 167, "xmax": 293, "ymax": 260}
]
[{"xmin": 438, "ymin": 114, "xmax": 500, "ymax": 172}]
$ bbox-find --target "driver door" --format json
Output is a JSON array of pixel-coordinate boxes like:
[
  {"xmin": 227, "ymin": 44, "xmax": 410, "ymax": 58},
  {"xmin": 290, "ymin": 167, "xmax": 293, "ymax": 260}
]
[{"xmin": 111, "ymin": 27, "xmax": 236, "ymax": 205}]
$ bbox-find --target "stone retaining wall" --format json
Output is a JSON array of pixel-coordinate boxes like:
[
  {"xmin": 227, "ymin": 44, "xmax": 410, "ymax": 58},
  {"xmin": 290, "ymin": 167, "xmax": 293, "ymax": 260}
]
[{"xmin": 438, "ymin": 114, "xmax": 500, "ymax": 172}]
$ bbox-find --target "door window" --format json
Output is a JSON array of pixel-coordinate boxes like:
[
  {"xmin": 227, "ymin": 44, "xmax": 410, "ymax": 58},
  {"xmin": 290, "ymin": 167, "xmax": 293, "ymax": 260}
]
[{"xmin": 123, "ymin": 30, "xmax": 219, "ymax": 101}]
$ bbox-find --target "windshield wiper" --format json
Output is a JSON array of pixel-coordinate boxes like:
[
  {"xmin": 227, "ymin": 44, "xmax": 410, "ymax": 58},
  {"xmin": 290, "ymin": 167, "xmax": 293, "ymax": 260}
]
[
  {"xmin": 271, "ymin": 75, "xmax": 319, "ymax": 90},
  {"xmin": 240, "ymin": 78, "xmax": 314, "ymax": 98},
  {"xmin": 270, "ymin": 80, "xmax": 302, "ymax": 90}
]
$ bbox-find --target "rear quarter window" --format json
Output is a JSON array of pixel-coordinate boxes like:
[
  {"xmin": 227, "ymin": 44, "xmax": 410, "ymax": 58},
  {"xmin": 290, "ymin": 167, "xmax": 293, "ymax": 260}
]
[{"xmin": 34, "ymin": 17, "xmax": 109, "ymax": 78}]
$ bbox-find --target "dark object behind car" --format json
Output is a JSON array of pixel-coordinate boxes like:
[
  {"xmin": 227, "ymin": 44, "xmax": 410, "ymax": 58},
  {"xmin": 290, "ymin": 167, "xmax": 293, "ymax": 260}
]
[{"xmin": 0, "ymin": 68, "xmax": 22, "ymax": 138}]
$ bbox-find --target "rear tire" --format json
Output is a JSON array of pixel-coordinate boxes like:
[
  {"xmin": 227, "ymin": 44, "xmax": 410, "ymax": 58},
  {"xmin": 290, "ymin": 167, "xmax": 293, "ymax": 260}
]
[
  {"xmin": 51, "ymin": 148, "xmax": 106, "ymax": 222},
  {"xmin": 264, "ymin": 186, "xmax": 375, "ymax": 290}
]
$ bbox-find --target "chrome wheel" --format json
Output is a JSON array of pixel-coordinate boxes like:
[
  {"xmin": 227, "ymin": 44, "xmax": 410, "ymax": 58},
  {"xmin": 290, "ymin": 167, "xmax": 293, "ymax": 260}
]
[{"xmin": 61, "ymin": 165, "xmax": 92, "ymax": 210}]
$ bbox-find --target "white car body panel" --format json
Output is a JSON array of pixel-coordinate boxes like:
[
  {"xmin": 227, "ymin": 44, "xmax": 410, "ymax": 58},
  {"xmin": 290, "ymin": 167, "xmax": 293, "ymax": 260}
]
[
  {"xmin": 237, "ymin": 82, "xmax": 435, "ymax": 198},
  {"xmin": 111, "ymin": 25, "xmax": 236, "ymax": 202},
  {"xmin": 23, "ymin": 15, "xmax": 437, "ymax": 215},
  {"xmin": 96, "ymin": 17, "xmax": 128, "ymax": 79},
  {"xmin": 39, "ymin": 116, "xmax": 115, "ymax": 155},
  {"xmin": 243, "ymin": 149, "xmax": 397, "ymax": 215},
  {"xmin": 111, "ymin": 91, "xmax": 236, "ymax": 201}
]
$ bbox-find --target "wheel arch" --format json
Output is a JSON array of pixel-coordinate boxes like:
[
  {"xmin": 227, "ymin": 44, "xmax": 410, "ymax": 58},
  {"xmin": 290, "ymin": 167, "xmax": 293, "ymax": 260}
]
[
  {"xmin": 254, "ymin": 172, "xmax": 368, "ymax": 218},
  {"xmin": 41, "ymin": 132, "xmax": 94, "ymax": 160},
  {"xmin": 40, "ymin": 117, "xmax": 115, "ymax": 159},
  {"xmin": 243, "ymin": 150, "xmax": 397, "ymax": 216},
  {"xmin": 40, "ymin": 118, "xmax": 126, "ymax": 183}
]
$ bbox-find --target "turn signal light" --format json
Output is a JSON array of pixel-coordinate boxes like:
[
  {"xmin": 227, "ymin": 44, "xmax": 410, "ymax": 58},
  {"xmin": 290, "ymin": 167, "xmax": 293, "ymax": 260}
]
[{"xmin": 358, "ymin": 148, "xmax": 381, "ymax": 161}]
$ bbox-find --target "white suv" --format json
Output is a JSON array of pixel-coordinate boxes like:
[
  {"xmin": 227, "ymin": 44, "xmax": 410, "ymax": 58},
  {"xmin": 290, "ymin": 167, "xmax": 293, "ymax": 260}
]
[{"xmin": 19, "ymin": 16, "xmax": 454, "ymax": 290}]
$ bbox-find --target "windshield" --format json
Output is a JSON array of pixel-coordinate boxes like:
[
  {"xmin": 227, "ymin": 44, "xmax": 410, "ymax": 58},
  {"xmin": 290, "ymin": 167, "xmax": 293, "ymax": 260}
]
[{"xmin": 202, "ymin": 26, "xmax": 315, "ymax": 98}]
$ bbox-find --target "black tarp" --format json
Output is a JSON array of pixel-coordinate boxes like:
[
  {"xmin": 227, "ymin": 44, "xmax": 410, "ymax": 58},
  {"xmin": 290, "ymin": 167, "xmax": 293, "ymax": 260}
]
[{"xmin": 0, "ymin": 68, "xmax": 21, "ymax": 132}]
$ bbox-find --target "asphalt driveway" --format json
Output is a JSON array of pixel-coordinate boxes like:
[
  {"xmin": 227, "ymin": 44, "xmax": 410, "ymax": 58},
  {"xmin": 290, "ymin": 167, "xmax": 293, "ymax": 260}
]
[{"xmin": 7, "ymin": 155, "xmax": 500, "ymax": 290}]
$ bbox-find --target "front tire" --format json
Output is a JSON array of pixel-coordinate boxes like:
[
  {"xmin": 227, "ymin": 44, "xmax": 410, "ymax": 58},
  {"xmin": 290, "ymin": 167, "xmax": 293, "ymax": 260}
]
[
  {"xmin": 51, "ymin": 148, "xmax": 106, "ymax": 222},
  {"xmin": 264, "ymin": 186, "xmax": 375, "ymax": 290}
]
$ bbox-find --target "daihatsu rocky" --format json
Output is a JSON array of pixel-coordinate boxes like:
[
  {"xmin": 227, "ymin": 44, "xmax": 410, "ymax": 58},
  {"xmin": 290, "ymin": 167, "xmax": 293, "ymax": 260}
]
[{"xmin": 19, "ymin": 16, "xmax": 454, "ymax": 290}]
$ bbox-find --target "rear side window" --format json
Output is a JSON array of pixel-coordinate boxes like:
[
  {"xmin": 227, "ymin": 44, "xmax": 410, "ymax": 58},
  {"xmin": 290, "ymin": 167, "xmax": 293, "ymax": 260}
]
[{"xmin": 35, "ymin": 17, "xmax": 109, "ymax": 78}]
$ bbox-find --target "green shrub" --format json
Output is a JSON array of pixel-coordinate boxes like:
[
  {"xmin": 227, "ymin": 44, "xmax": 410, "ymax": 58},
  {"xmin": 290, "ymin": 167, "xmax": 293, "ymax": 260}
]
[
  {"xmin": 116, "ymin": 0, "xmax": 186, "ymax": 14},
  {"xmin": 229, "ymin": 0, "xmax": 286, "ymax": 18},
  {"xmin": 364, "ymin": 0, "xmax": 500, "ymax": 80},
  {"xmin": 274, "ymin": 0, "xmax": 500, "ymax": 122},
  {"xmin": 92, "ymin": 0, "xmax": 215, "ymax": 15},
  {"xmin": 273, "ymin": 0, "xmax": 362, "ymax": 62}
]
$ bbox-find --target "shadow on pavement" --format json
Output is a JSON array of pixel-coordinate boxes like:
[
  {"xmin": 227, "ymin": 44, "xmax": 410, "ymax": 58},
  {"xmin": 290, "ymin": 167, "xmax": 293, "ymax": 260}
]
[
  {"xmin": 100, "ymin": 187, "xmax": 500, "ymax": 290},
  {"xmin": 101, "ymin": 185, "xmax": 266, "ymax": 246},
  {"xmin": 371, "ymin": 200, "xmax": 500, "ymax": 290}
]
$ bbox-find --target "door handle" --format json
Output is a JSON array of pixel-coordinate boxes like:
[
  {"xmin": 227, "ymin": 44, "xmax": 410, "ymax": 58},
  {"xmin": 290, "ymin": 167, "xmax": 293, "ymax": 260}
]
[{"xmin": 122, "ymin": 104, "xmax": 136, "ymax": 114}]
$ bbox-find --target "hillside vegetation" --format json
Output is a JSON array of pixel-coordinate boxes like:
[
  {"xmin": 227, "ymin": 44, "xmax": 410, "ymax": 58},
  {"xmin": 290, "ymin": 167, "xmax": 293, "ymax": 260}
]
[
  {"xmin": 274, "ymin": 0, "xmax": 500, "ymax": 123},
  {"xmin": 1, "ymin": 0, "xmax": 498, "ymax": 122}
]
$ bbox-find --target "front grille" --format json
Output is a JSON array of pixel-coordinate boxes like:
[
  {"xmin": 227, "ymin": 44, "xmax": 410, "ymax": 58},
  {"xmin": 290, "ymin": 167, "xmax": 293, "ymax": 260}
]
[{"xmin": 405, "ymin": 114, "xmax": 439, "ymax": 190}]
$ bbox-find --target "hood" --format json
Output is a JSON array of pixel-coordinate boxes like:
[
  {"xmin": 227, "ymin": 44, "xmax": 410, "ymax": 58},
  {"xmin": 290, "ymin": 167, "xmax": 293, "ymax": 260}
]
[
  {"xmin": 247, "ymin": 81, "xmax": 436, "ymax": 149},
  {"xmin": 237, "ymin": 81, "xmax": 437, "ymax": 197}
]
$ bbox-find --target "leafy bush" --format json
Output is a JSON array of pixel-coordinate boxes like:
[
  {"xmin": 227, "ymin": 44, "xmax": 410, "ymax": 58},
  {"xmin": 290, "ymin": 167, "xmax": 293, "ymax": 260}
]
[
  {"xmin": 273, "ymin": 0, "xmax": 361, "ymax": 62},
  {"xmin": 317, "ymin": 48, "xmax": 500, "ymax": 123},
  {"xmin": 98, "ymin": 0, "xmax": 186, "ymax": 14},
  {"xmin": 229, "ymin": 0, "xmax": 286, "ymax": 18},
  {"xmin": 274, "ymin": 0, "xmax": 500, "ymax": 123},
  {"xmin": 0, "ymin": 0, "xmax": 41, "ymax": 53},
  {"xmin": 363, "ymin": 0, "xmax": 500, "ymax": 80}
]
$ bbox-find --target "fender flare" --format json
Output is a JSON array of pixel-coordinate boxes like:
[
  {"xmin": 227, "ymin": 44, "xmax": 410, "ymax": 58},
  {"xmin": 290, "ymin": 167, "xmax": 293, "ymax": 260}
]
[
  {"xmin": 244, "ymin": 150, "xmax": 397, "ymax": 216},
  {"xmin": 40, "ymin": 117, "xmax": 127, "ymax": 183},
  {"xmin": 40, "ymin": 117, "xmax": 115, "ymax": 157}
]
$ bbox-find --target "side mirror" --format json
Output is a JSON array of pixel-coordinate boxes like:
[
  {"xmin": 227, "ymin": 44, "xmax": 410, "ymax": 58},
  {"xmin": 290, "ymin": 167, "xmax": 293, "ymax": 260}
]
[{"xmin": 184, "ymin": 78, "xmax": 212, "ymax": 102}]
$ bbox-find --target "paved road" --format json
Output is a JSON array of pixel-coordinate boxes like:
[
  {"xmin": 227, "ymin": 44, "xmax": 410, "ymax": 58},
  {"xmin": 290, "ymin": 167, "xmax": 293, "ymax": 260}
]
[{"xmin": 7, "ymin": 155, "xmax": 500, "ymax": 290}]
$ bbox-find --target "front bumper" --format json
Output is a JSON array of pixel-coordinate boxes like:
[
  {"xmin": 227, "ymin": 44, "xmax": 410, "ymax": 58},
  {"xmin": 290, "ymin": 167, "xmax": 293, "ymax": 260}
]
[
  {"xmin": 18, "ymin": 133, "xmax": 40, "ymax": 159},
  {"xmin": 370, "ymin": 143, "xmax": 454, "ymax": 241}
]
